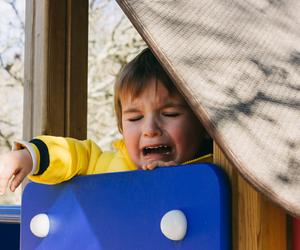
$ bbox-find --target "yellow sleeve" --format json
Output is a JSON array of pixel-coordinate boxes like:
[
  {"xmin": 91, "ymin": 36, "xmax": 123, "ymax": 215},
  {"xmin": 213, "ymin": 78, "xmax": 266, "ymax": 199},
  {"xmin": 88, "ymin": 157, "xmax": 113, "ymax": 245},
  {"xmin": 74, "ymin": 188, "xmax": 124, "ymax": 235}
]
[{"xmin": 28, "ymin": 135, "xmax": 107, "ymax": 184}]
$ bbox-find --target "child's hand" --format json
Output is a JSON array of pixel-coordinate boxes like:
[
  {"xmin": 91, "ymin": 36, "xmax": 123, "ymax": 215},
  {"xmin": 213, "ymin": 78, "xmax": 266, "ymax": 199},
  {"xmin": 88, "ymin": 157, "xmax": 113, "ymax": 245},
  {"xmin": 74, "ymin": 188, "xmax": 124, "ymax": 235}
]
[
  {"xmin": 142, "ymin": 160, "xmax": 177, "ymax": 170},
  {"xmin": 0, "ymin": 149, "xmax": 33, "ymax": 194}
]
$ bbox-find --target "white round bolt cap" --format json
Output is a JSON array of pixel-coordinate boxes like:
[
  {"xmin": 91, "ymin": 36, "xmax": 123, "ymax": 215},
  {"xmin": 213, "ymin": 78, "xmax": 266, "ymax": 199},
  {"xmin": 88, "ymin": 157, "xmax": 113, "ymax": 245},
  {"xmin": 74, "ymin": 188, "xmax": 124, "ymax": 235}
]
[
  {"xmin": 160, "ymin": 210, "xmax": 187, "ymax": 241},
  {"xmin": 30, "ymin": 213, "xmax": 50, "ymax": 238}
]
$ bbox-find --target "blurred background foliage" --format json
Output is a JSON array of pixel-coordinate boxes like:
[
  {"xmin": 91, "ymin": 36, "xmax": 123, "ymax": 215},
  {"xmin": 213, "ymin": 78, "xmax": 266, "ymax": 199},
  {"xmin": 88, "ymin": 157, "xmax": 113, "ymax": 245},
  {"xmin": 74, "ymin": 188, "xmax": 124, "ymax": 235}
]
[{"xmin": 0, "ymin": 0, "xmax": 145, "ymax": 204}]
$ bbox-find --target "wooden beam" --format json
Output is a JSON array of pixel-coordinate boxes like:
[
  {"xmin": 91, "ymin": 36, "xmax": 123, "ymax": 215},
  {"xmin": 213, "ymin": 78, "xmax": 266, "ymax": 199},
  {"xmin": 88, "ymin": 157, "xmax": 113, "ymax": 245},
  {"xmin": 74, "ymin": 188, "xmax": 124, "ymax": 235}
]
[
  {"xmin": 214, "ymin": 142, "xmax": 287, "ymax": 250},
  {"xmin": 24, "ymin": 0, "xmax": 88, "ymax": 140},
  {"xmin": 65, "ymin": 0, "xmax": 88, "ymax": 138}
]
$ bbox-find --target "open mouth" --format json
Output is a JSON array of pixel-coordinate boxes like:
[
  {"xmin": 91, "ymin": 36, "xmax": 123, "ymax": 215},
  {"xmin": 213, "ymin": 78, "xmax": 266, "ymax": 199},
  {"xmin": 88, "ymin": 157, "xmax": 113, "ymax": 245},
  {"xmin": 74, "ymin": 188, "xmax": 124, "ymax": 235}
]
[{"xmin": 143, "ymin": 145, "xmax": 172, "ymax": 156}]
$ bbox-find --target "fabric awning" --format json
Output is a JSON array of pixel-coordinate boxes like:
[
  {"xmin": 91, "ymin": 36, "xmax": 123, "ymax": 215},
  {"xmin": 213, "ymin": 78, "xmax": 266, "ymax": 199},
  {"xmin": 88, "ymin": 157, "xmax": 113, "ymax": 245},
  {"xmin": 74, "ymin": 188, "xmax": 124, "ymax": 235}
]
[{"xmin": 117, "ymin": 0, "xmax": 300, "ymax": 216}]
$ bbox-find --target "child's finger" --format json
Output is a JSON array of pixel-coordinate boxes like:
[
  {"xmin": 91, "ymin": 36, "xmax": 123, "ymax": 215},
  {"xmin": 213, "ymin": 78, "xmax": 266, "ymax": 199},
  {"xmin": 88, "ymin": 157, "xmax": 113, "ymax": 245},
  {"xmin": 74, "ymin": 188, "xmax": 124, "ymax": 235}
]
[
  {"xmin": 147, "ymin": 162, "xmax": 159, "ymax": 170},
  {"xmin": 142, "ymin": 162, "xmax": 155, "ymax": 170},
  {"xmin": 142, "ymin": 160, "xmax": 177, "ymax": 170},
  {"xmin": 149, "ymin": 161, "xmax": 177, "ymax": 169},
  {"xmin": 142, "ymin": 162, "xmax": 153, "ymax": 170},
  {"xmin": 0, "ymin": 178, "xmax": 8, "ymax": 195},
  {"xmin": 161, "ymin": 161, "xmax": 177, "ymax": 167},
  {"xmin": 0, "ymin": 170, "xmax": 11, "ymax": 195},
  {"xmin": 10, "ymin": 170, "xmax": 25, "ymax": 192},
  {"xmin": 146, "ymin": 161, "xmax": 164, "ymax": 170}
]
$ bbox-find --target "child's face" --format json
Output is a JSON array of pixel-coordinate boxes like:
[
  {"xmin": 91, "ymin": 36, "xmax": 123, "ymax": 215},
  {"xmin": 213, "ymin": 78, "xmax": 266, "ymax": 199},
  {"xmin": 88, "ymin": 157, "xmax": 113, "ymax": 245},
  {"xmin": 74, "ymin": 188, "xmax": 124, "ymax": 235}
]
[{"xmin": 121, "ymin": 79, "xmax": 204, "ymax": 168}]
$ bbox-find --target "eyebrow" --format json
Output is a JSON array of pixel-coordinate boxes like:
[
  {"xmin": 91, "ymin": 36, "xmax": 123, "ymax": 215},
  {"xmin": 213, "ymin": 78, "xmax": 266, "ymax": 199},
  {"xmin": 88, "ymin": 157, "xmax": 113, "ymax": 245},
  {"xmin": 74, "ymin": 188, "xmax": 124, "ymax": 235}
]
[
  {"xmin": 162, "ymin": 102, "xmax": 187, "ymax": 109},
  {"xmin": 123, "ymin": 108, "xmax": 141, "ymax": 114}
]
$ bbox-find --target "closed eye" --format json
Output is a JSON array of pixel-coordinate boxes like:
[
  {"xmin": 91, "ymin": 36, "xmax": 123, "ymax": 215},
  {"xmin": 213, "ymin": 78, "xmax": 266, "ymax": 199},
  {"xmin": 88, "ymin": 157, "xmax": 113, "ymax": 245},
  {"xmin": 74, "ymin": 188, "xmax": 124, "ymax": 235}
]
[
  {"xmin": 128, "ymin": 116, "xmax": 143, "ymax": 122},
  {"xmin": 163, "ymin": 113, "xmax": 181, "ymax": 117}
]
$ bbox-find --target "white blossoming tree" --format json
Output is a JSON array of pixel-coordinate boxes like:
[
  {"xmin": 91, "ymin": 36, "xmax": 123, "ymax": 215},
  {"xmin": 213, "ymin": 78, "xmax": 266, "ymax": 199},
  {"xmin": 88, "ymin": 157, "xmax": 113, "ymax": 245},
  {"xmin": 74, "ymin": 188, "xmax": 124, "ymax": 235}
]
[{"xmin": 0, "ymin": 0, "xmax": 145, "ymax": 204}]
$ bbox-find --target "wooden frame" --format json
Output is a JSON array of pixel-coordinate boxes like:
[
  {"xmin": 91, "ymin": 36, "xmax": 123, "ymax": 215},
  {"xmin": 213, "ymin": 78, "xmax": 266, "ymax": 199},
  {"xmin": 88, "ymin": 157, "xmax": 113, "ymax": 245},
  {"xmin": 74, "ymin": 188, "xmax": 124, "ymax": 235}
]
[
  {"xmin": 24, "ymin": 0, "xmax": 88, "ymax": 139},
  {"xmin": 23, "ymin": 0, "xmax": 288, "ymax": 249},
  {"xmin": 214, "ymin": 143, "xmax": 287, "ymax": 249}
]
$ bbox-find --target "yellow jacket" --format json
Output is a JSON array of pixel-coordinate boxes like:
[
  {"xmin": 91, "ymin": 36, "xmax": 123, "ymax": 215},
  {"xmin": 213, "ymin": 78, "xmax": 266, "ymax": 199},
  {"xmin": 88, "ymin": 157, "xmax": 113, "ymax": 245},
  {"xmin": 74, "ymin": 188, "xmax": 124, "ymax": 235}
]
[{"xmin": 25, "ymin": 135, "xmax": 212, "ymax": 184}]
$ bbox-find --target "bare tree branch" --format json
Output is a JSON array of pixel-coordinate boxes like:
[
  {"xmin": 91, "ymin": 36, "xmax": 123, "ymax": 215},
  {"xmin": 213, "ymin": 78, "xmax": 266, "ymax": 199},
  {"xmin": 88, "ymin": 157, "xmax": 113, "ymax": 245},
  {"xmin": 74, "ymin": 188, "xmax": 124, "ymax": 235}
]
[
  {"xmin": 0, "ymin": 54, "xmax": 23, "ymax": 85},
  {"xmin": 7, "ymin": 0, "xmax": 25, "ymax": 30},
  {"xmin": 0, "ymin": 130, "xmax": 13, "ymax": 149}
]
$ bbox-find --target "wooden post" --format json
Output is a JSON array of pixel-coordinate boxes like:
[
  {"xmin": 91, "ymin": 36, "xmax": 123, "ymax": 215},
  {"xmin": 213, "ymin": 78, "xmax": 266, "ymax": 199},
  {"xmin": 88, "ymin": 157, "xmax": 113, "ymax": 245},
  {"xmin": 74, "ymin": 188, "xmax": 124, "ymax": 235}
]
[
  {"xmin": 24, "ymin": 0, "xmax": 88, "ymax": 139},
  {"xmin": 213, "ymin": 142, "xmax": 287, "ymax": 250}
]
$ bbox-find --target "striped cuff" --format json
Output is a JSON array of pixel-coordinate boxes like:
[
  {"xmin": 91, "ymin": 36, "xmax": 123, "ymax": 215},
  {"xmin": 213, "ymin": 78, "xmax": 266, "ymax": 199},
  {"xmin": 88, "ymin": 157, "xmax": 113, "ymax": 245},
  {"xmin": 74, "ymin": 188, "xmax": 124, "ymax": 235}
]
[
  {"xmin": 13, "ymin": 140, "xmax": 39, "ymax": 175},
  {"xmin": 28, "ymin": 138, "xmax": 49, "ymax": 176}
]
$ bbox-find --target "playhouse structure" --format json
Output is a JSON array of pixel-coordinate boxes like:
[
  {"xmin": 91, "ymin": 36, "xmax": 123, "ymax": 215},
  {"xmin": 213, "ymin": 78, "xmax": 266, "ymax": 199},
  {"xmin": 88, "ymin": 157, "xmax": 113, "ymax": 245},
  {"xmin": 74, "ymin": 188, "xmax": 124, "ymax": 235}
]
[{"xmin": 1, "ymin": 0, "xmax": 300, "ymax": 249}]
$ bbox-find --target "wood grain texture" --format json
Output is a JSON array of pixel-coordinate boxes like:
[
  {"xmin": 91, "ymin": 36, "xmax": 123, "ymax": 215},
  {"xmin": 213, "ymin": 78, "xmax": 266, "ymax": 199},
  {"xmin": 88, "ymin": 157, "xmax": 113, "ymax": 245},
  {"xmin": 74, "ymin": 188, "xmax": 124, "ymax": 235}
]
[
  {"xmin": 65, "ymin": 0, "xmax": 88, "ymax": 139},
  {"xmin": 214, "ymin": 142, "xmax": 287, "ymax": 250},
  {"xmin": 23, "ymin": 0, "xmax": 88, "ymax": 190},
  {"xmin": 24, "ymin": 0, "xmax": 88, "ymax": 139}
]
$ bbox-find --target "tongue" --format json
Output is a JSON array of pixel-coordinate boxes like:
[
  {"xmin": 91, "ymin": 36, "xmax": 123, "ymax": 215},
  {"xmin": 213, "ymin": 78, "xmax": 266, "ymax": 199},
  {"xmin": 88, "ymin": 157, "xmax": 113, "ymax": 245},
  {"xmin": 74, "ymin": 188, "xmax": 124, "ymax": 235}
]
[
  {"xmin": 152, "ymin": 147, "xmax": 166, "ymax": 154},
  {"xmin": 146, "ymin": 146, "xmax": 170, "ymax": 155}
]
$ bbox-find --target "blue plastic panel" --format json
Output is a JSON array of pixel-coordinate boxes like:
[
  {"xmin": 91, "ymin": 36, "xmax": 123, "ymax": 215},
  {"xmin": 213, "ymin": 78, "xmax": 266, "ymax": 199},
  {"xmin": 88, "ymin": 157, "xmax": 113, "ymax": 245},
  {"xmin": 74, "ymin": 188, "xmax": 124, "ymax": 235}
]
[
  {"xmin": 0, "ymin": 205, "xmax": 21, "ymax": 250},
  {"xmin": 21, "ymin": 163, "xmax": 231, "ymax": 250},
  {"xmin": 0, "ymin": 222, "xmax": 20, "ymax": 250}
]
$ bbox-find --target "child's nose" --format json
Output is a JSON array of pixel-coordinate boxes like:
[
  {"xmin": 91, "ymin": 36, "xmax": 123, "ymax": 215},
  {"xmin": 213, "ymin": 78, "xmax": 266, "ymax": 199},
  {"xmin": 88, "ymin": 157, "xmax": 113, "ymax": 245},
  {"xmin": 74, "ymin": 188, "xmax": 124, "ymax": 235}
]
[{"xmin": 143, "ymin": 117, "xmax": 162, "ymax": 137}]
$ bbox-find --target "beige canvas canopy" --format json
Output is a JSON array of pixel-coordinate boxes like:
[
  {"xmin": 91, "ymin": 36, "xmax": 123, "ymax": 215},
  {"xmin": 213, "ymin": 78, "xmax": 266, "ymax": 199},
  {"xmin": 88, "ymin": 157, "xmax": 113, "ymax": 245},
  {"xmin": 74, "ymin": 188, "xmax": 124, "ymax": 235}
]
[{"xmin": 117, "ymin": 0, "xmax": 300, "ymax": 216}]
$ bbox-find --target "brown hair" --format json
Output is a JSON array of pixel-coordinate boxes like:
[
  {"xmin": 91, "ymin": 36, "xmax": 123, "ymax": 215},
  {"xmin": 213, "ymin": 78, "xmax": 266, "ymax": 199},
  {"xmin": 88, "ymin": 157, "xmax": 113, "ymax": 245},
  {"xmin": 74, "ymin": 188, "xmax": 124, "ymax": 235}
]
[{"xmin": 114, "ymin": 48, "xmax": 177, "ymax": 132}]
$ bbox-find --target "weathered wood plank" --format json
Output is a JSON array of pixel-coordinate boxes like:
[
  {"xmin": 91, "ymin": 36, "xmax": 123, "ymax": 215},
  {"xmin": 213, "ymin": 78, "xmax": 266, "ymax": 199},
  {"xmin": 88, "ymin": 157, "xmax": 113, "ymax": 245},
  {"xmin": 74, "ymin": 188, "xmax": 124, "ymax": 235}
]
[
  {"xmin": 24, "ymin": 0, "xmax": 88, "ymax": 139},
  {"xmin": 65, "ymin": 0, "xmax": 88, "ymax": 139},
  {"xmin": 213, "ymin": 142, "xmax": 287, "ymax": 250}
]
